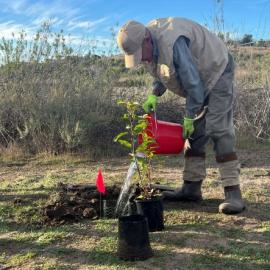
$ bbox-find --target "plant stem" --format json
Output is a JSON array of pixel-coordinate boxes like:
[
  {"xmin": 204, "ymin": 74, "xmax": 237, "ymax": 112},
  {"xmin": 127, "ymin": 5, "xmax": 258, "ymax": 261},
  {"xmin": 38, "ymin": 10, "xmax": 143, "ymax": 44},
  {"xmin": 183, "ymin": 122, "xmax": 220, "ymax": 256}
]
[{"xmin": 128, "ymin": 110, "xmax": 143, "ymax": 183}]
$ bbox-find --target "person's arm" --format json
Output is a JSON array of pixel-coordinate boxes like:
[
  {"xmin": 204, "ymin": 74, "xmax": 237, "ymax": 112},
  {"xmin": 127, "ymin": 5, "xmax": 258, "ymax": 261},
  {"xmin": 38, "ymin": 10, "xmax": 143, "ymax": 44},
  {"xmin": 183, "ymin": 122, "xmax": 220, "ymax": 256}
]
[
  {"xmin": 152, "ymin": 79, "xmax": 167, "ymax": 97},
  {"xmin": 173, "ymin": 36, "xmax": 205, "ymax": 118}
]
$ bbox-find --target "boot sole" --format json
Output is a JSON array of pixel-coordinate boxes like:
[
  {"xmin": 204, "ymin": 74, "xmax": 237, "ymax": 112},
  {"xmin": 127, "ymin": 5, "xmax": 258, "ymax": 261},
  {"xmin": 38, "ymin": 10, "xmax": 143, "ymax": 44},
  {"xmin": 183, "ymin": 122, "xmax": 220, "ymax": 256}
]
[{"xmin": 219, "ymin": 206, "xmax": 246, "ymax": 215}]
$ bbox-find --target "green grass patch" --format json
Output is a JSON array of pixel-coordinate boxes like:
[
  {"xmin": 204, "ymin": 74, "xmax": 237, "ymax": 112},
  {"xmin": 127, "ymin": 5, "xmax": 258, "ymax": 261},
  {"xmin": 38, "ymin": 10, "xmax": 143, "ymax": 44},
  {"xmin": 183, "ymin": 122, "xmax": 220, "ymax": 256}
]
[
  {"xmin": 34, "ymin": 260, "xmax": 72, "ymax": 270},
  {"xmin": 261, "ymin": 221, "xmax": 270, "ymax": 237},
  {"xmin": 7, "ymin": 251, "xmax": 37, "ymax": 267}
]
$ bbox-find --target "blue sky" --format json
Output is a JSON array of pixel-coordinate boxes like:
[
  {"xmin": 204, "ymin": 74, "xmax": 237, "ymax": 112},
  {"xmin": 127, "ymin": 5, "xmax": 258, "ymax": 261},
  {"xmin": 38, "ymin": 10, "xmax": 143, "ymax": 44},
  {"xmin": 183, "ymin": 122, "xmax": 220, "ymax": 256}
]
[{"xmin": 0, "ymin": 0, "xmax": 270, "ymax": 48}]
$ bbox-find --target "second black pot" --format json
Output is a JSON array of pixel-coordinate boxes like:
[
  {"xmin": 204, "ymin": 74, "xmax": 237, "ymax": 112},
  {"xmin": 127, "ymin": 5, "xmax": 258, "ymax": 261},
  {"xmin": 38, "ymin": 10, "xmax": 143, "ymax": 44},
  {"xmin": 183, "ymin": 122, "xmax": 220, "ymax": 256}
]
[
  {"xmin": 135, "ymin": 197, "xmax": 164, "ymax": 232},
  {"xmin": 117, "ymin": 214, "xmax": 153, "ymax": 261}
]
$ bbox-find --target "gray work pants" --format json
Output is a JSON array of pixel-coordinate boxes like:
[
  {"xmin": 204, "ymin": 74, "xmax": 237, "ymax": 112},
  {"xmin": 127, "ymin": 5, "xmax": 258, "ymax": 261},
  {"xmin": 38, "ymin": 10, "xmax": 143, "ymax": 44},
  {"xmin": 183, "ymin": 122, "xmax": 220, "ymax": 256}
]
[
  {"xmin": 188, "ymin": 54, "xmax": 236, "ymax": 156},
  {"xmin": 183, "ymin": 54, "xmax": 240, "ymax": 187}
]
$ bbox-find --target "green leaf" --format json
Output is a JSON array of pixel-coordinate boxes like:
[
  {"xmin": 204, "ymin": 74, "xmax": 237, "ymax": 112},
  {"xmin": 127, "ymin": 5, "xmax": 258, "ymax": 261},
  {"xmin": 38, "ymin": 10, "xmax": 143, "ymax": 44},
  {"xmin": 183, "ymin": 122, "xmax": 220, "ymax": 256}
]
[
  {"xmin": 113, "ymin": 132, "xmax": 128, "ymax": 142},
  {"xmin": 136, "ymin": 145, "xmax": 147, "ymax": 153},
  {"xmin": 134, "ymin": 122, "xmax": 147, "ymax": 132},
  {"xmin": 118, "ymin": 139, "xmax": 132, "ymax": 148}
]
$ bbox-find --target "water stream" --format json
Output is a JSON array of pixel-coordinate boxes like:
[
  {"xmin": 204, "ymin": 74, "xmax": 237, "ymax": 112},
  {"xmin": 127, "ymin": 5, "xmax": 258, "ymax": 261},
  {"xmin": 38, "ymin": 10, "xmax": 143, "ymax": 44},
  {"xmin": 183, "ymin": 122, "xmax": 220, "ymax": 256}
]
[{"xmin": 114, "ymin": 161, "xmax": 138, "ymax": 217}]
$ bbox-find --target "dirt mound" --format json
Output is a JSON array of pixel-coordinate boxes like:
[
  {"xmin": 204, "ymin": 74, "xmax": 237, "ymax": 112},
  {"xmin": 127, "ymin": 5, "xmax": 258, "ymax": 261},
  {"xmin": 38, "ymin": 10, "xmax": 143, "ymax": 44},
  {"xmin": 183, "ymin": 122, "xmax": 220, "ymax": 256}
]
[{"xmin": 42, "ymin": 183, "xmax": 120, "ymax": 225}]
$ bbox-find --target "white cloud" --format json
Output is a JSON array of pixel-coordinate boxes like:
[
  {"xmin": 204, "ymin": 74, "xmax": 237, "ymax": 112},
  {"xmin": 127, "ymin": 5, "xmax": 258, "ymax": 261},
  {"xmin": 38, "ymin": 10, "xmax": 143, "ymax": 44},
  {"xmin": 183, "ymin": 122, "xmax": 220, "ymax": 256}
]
[
  {"xmin": 0, "ymin": 20, "xmax": 116, "ymax": 54},
  {"xmin": 0, "ymin": 0, "xmax": 80, "ymax": 19},
  {"xmin": 0, "ymin": 0, "xmax": 116, "ymax": 54},
  {"xmin": 25, "ymin": 1, "xmax": 80, "ymax": 19},
  {"xmin": 67, "ymin": 17, "xmax": 108, "ymax": 31},
  {"xmin": 0, "ymin": 0, "xmax": 109, "ymax": 35},
  {"xmin": 32, "ymin": 17, "xmax": 64, "ymax": 27},
  {"xmin": 0, "ymin": 21, "xmax": 35, "ymax": 39}
]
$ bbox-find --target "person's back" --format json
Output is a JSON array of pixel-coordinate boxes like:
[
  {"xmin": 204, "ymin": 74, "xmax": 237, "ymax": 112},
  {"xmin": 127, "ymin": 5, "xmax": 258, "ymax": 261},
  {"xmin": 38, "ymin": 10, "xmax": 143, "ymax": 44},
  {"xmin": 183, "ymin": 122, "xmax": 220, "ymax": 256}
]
[{"xmin": 146, "ymin": 17, "xmax": 228, "ymax": 93}]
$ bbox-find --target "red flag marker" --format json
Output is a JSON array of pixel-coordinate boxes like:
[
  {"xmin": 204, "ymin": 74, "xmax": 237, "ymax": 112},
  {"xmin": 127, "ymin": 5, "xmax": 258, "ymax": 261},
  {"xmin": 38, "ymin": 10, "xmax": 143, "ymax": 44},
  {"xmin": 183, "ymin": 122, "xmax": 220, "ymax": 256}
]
[{"xmin": 96, "ymin": 169, "xmax": 106, "ymax": 194}]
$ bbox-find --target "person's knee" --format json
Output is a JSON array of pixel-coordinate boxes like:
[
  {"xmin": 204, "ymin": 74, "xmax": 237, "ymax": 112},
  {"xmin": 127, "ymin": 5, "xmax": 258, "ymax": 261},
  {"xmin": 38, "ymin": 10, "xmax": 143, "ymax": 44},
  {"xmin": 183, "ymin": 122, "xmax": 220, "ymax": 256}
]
[{"xmin": 213, "ymin": 133, "xmax": 236, "ymax": 156}]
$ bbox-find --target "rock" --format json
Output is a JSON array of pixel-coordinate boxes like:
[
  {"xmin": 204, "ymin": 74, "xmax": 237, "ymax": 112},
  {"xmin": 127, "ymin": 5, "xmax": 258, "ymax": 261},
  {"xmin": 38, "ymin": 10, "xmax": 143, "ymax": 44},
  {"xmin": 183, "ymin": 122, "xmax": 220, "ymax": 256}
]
[{"xmin": 83, "ymin": 208, "xmax": 96, "ymax": 218}]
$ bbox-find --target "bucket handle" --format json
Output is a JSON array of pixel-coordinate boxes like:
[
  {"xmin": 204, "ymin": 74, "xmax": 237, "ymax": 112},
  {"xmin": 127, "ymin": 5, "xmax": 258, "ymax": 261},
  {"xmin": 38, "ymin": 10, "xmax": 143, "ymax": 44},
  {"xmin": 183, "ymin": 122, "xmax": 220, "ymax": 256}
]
[{"xmin": 148, "ymin": 112, "xmax": 158, "ymax": 137}]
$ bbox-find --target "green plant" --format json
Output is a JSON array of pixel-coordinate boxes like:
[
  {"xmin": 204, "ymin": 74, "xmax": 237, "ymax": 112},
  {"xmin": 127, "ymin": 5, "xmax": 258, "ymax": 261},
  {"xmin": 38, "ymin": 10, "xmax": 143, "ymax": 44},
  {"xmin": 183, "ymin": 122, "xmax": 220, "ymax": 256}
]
[{"xmin": 114, "ymin": 100, "xmax": 157, "ymax": 199}]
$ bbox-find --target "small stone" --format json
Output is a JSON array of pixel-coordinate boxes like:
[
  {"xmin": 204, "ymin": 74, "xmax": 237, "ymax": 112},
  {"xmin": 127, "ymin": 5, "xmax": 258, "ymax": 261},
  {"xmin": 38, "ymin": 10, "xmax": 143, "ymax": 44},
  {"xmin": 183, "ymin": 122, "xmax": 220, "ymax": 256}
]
[{"xmin": 83, "ymin": 208, "xmax": 96, "ymax": 218}]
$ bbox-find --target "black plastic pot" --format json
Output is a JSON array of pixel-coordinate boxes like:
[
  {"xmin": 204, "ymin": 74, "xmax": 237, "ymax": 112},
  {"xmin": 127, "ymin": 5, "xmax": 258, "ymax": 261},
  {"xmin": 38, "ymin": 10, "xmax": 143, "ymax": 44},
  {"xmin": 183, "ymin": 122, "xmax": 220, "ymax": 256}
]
[
  {"xmin": 127, "ymin": 200, "xmax": 138, "ymax": 215},
  {"xmin": 117, "ymin": 215, "xmax": 153, "ymax": 261},
  {"xmin": 135, "ymin": 197, "xmax": 164, "ymax": 232},
  {"xmin": 102, "ymin": 199, "xmax": 117, "ymax": 218}
]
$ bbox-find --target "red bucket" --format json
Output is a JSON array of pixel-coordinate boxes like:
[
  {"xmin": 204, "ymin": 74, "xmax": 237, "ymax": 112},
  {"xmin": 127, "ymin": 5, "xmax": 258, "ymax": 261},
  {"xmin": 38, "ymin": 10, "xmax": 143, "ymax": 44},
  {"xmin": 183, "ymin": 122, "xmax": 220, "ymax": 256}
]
[{"xmin": 138, "ymin": 114, "xmax": 185, "ymax": 155}]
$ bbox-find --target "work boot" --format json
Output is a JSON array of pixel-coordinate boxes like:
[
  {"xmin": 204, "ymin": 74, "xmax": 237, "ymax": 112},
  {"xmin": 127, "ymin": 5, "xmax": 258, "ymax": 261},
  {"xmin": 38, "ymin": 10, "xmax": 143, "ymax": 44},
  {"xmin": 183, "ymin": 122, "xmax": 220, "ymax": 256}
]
[
  {"xmin": 219, "ymin": 185, "xmax": 245, "ymax": 214},
  {"xmin": 216, "ymin": 153, "xmax": 245, "ymax": 214},
  {"xmin": 162, "ymin": 180, "xmax": 203, "ymax": 201},
  {"xmin": 163, "ymin": 153, "xmax": 205, "ymax": 201}
]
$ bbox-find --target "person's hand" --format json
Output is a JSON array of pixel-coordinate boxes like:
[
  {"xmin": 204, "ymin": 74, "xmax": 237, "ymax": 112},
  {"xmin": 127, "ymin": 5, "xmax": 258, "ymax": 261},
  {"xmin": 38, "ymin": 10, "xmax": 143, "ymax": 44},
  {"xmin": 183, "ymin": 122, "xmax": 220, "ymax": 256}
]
[
  {"xmin": 142, "ymin": 94, "xmax": 157, "ymax": 113},
  {"xmin": 183, "ymin": 117, "xmax": 195, "ymax": 139}
]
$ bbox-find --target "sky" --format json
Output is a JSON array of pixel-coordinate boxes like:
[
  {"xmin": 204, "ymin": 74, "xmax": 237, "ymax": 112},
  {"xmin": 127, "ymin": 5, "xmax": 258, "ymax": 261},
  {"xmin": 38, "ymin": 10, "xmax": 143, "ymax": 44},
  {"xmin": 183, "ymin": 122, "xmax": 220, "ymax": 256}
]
[{"xmin": 0, "ymin": 0, "xmax": 270, "ymax": 52}]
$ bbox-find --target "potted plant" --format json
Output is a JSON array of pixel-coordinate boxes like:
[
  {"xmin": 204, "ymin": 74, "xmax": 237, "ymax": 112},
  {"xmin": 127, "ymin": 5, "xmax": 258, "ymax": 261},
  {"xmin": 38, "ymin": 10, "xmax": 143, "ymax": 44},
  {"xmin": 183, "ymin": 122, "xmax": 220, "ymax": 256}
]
[{"xmin": 114, "ymin": 100, "xmax": 164, "ymax": 232}]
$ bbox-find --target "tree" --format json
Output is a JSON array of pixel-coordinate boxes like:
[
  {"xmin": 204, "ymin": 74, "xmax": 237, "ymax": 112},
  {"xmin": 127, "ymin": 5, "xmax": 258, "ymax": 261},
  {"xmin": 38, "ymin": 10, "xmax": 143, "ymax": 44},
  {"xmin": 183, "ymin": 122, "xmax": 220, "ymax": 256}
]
[{"xmin": 240, "ymin": 34, "xmax": 253, "ymax": 45}]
